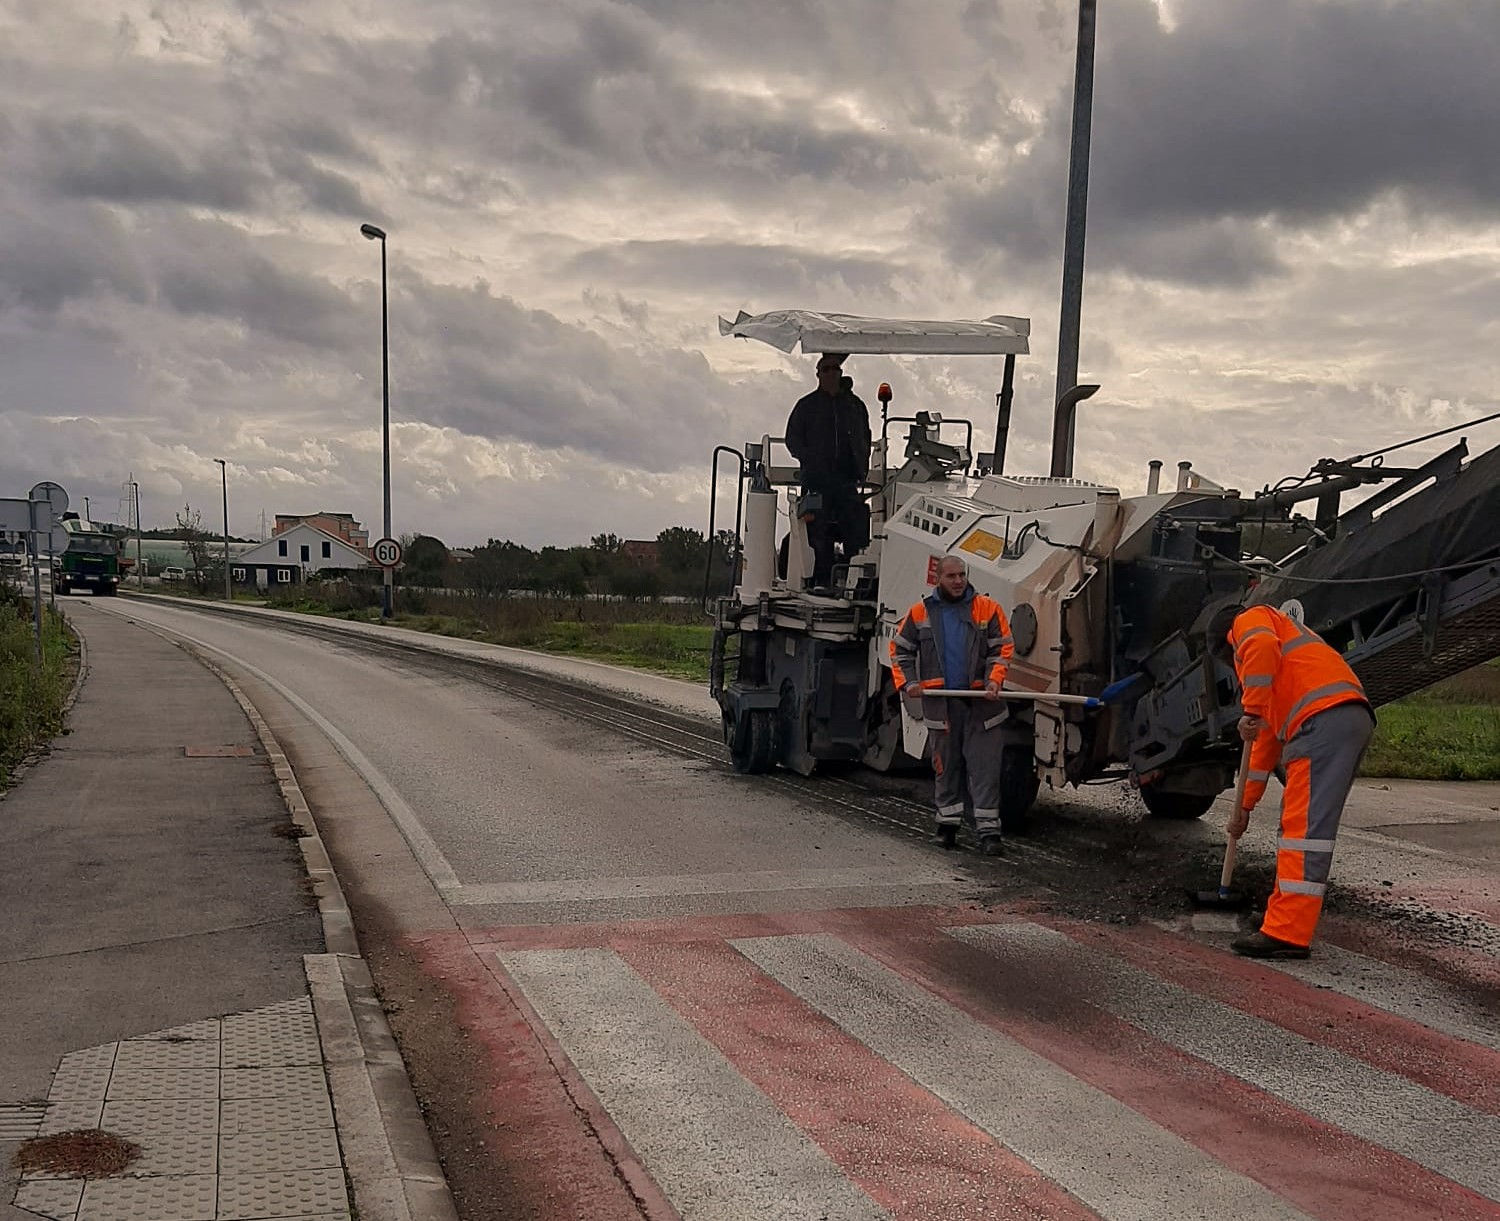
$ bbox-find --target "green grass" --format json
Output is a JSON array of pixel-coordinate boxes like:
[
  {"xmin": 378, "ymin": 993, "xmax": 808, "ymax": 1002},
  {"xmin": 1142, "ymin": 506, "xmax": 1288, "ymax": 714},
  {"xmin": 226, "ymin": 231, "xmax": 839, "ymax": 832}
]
[
  {"xmin": 1361, "ymin": 660, "xmax": 1500, "ymax": 781},
  {"xmin": 0, "ymin": 587, "xmax": 74, "ymax": 787},
  {"xmin": 265, "ymin": 586, "xmax": 715, "ymax": 680}
]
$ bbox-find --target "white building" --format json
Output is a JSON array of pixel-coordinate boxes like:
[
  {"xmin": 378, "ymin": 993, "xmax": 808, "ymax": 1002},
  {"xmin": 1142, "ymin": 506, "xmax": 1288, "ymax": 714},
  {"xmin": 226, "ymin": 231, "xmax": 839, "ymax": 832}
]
[{"xmin": 231, "ymin": 523, "xmax": 372, "ymax": 590}]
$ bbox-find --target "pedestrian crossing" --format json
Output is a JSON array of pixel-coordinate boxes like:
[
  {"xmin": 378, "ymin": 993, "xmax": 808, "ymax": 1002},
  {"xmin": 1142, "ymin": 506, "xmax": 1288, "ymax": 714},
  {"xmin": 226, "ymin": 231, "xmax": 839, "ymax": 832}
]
[{"xmin": 480, "ymin": 905, "xmax": 1500, "ymax": 1221}]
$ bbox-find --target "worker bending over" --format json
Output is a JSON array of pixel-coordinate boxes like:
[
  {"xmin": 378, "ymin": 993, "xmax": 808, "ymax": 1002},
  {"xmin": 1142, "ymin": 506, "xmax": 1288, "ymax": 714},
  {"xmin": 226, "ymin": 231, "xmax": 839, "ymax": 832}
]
[
  {"xmin": 891, "ymin": 556, "xmax": 1015, "ymax": 855},
  {"xmin": 1214, "ymin": 603, "xmax": 1375, "ymax": 959}
]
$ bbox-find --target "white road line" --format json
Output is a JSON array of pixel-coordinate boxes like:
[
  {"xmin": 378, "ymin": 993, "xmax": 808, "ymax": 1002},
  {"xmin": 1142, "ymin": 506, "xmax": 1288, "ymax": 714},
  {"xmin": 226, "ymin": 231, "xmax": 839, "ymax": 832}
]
[
  {"xmin": 734, "ymin": 933, "xmax": 1311, "ymax": 1221},
  {"xmin": 89, "ymin": 603, "xmax": 463, "ymax": 894},
  {"xmin": 1266, "ymin": 942, "xmax": 1500, "ymax": 1052},
  {"xmin": 498, "ymin": 948, "xmax": 888, "ymax": 1221},
  {"xmin": 452, "ymin": 865, "xmax": 963, "ymax": 906},
  {"xmin": 954, "ymin": 923, "xmax": 1500, "ymax": 1201}
]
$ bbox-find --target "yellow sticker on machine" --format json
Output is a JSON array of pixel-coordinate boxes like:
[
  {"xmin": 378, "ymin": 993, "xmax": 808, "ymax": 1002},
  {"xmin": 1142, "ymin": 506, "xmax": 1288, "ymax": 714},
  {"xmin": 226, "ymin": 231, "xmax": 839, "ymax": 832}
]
[{"xmin": 958, "ymin": 528, "xmax": 1006, "ymax": 561}]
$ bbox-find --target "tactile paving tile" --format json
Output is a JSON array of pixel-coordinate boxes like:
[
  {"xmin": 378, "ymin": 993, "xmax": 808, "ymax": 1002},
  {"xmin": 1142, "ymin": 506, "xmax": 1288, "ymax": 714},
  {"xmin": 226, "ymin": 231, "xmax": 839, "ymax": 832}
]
[
  {"xmin": 219, "ymin": 1126, "xmax": 342, "ymax": 1175},
  {"xmin": 77, "ymin": 1174, "xmax": 218, "ymax": 1221},
  {"xmin": 127, "ymin": 1020, "xmax": 220, "ymax": 1044},
  {"xmin": 222, "ymin": 1006, "xmax": 318, "ymax": 1050},
  {"xmin": 216, "ymin": 1168, "xmax": 349, "ymax": 1220},
  {"xmin": 13, "ymin": 1176, "xmax": 84, "ymax": 1220},
  {"xmin": 220, "ymin": 1066, "xmax": 327, "ymax": 1101},
  {"xmin": 102, "ymin": 1098, "xmax": 218, "ymax": 1133},
  {"xmin": 221, "ymin": 1033, "xmax": 322, "ymax": 1068},
  {"xmin": 105, "ymin": 1066, "xmax": 218, "ymax": 1100},
  {"xmin": 220, "ymin": 1094, "xmax": 334, "ymax": 1134},
  {"xmin": 47, "ymin": 1044, "xmax": 118, "ymax": 1102},
  {"xmin": 113, "ymin": 1039, "xmax": 220, "ymax": 1073},
  {"xmin": 117, "ymin": 1125, "xmax": 218, "ymax": 1176},
  {"xmin": 37, "ymin": 1099, "xmax": 104, "ymax": 1136},
  {"xmin": 246, "ymin": 1215, "xmax": 349, "ymax": 1221}
]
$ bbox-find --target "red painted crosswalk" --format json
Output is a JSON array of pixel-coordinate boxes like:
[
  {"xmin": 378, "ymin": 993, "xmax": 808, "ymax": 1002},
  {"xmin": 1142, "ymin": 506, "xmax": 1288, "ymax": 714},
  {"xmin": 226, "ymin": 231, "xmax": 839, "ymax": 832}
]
[{"xmin": 412, "ymin": 902, "xmax": 1500, "ymax": 1221}]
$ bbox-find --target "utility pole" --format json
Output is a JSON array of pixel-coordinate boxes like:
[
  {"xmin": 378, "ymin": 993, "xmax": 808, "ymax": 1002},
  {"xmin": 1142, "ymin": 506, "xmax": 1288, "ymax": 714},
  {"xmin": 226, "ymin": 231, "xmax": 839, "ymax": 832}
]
[
  {"xmin": 214, "ymin": 459, "xmax": 230, "ymax": 600},
  {"xmin": 1054, "ymin": 0, "xmax": 1098, "ymax": 473}
]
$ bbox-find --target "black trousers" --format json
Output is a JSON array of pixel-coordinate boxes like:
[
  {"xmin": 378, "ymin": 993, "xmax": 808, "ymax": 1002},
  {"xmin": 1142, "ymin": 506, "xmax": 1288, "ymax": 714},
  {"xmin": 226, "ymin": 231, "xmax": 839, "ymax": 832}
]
[{"xmin": 803, "ymin": 485, "xmax": 870, "ymax": 586}]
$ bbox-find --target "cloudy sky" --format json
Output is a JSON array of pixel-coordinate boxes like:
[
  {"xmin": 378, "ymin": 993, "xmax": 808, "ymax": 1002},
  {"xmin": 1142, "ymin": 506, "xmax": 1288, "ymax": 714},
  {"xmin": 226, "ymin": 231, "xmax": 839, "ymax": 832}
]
[{"xmin": 3, "ymin": 0, "xmax": 1498, "ymax": 547}]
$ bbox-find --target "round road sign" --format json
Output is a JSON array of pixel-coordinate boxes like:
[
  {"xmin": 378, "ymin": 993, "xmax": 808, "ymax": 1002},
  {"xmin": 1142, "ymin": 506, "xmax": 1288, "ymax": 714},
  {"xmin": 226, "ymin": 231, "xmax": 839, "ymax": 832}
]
[{"xmin": 372, "ymin": 537, "xmax": 402, "ymax": 568}]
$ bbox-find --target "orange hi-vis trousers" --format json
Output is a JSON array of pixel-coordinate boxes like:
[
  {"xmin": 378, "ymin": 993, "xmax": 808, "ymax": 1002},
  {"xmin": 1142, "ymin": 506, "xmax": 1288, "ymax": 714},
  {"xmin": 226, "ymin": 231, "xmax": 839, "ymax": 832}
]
[{"xmin": 1262, "ymin": 701, "xmax": 1375, "ymax": 948}]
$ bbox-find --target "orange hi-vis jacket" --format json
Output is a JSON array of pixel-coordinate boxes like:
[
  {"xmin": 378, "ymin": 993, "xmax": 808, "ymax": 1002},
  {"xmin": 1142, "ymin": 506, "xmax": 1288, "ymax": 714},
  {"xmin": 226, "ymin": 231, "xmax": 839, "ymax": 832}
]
[
  {"xmin": 1230, "ymin": 605, "xmax": 1368, "ymax": 811},
  {"xmin": 890, "ymin": 590, "xmax": 1013, "ymax": 697}
]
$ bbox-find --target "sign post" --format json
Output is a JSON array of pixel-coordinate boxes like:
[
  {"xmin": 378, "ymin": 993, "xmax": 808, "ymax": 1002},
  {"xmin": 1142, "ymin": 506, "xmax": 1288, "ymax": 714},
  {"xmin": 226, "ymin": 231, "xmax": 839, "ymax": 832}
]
[
  {"xmin": 372, "ymin": 537, "xmax": 402, "ymax": 615},
  {"xmin": 26, "ymin": 483, "xmax": 68, "ymax": 664}
]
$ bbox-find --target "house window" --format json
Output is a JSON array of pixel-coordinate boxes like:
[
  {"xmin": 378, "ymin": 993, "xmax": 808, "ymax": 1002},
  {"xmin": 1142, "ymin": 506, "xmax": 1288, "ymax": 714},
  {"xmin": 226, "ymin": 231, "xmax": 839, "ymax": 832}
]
[
  {"xmin": 300, "ymin": 544, "xmax": 310, "ymax": 563},
  {"xmin": 278, "ymin": 539, "xmax": 287, "ymax": 556},
  {"xmin": 278, "ymin": 568, "xmax": 293, "ymax": 583},
  {"xmin": 321, "ymin": 541, "xmax": 331, "ymax": 559},
  {"xmin": 232, "ymin": 567, "xmax": 245, "ymax": 581}
]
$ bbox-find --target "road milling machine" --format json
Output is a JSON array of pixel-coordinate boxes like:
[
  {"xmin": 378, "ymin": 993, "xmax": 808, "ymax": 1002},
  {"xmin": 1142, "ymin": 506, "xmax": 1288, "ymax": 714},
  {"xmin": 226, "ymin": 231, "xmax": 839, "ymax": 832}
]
[{"xmin": 706, "ymin": 310, "xmax": 1500, "ymax": 823}]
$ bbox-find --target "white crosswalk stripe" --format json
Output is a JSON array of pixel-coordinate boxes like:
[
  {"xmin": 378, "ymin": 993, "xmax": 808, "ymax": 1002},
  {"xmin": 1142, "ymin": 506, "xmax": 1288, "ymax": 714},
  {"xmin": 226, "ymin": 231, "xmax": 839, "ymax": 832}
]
[
  {"xmin": 500, "ymin": 947, "xmax": 888, "ymax": 1221},
  {"xmin": 953, "ymin": 923, "xmax": 1500, "ymax": 1202},
  {"xmin": 734, "ymin": 932, "xmax": 1314, "ymax": 1221},
  {"xmin": 1265, "ymin": 941, "xmax": 1500, "ymax": 1051}
]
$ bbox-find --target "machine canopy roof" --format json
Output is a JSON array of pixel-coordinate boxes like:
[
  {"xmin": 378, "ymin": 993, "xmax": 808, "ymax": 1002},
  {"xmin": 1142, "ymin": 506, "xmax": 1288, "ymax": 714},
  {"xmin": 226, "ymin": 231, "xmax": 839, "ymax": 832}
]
[{"xmin": 718, "ymin": 309, "xmax": 1031, "ymax": 356}]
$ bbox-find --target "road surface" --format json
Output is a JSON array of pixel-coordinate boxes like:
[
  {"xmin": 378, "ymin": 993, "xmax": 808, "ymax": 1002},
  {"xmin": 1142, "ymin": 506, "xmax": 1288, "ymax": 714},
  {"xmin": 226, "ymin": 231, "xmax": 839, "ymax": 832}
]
[{"xmin": 74, "ymin": 595, "xmax": 1500, "ymax": 1221}]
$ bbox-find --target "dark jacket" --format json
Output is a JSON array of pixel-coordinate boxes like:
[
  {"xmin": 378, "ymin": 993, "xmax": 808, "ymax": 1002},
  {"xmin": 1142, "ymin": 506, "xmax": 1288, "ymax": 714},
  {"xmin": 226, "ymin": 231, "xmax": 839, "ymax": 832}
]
[
  {"xmin": 786, "ymin": 389, "xmax": 872, "ymax": 491},
  {"xmin": 890, "ymin": 585, "xmax": 1014, "ymax": 729}
]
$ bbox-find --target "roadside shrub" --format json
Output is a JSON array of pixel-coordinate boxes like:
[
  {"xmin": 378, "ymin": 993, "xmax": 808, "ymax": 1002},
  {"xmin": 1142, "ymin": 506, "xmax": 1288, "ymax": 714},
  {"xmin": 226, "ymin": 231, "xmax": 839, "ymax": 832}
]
[{"xmin": 0, "ymin": 586, "xmax": 73, "ymax": 786}]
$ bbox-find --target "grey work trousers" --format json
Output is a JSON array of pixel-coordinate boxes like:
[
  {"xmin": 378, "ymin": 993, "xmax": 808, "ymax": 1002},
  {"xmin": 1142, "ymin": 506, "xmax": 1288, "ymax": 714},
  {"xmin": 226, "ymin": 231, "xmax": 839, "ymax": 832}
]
[
  {"xmin": 930, "ymin": 698, "xmax": 1005, "ymax": 835},
  {"xmin": 1262, "ymin": 700, "xmax": 1376, "ymax": 946}
]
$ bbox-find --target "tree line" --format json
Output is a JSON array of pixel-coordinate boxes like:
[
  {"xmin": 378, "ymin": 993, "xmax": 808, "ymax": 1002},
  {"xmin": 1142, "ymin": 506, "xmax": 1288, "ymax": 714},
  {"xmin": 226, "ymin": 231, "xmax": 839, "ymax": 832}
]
[{"xmin": 400, "ymin": 526, "xmax": 739, "ymax": 600}]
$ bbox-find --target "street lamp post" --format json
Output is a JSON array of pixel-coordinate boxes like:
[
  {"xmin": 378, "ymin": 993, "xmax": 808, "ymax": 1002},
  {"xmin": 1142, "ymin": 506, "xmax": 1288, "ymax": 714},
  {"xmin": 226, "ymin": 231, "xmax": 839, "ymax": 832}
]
[
  {"xmin": 360, "ymin": 222, "xmax": 393, "ymax": 619},
  {"xmin": 214, "ymin": 458, "xmax": 230, "ymax": 601},
  {"xmin": 130, "ymin": 481, "xmax": 143, "ymax": 588}
]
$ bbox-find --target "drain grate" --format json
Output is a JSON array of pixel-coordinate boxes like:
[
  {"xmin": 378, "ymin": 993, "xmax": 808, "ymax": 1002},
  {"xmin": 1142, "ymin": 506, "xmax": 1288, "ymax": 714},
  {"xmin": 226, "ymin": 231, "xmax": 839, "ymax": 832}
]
[{"xmin": 182, "ymin": 745, "xmax": 256, "ymax": 757}]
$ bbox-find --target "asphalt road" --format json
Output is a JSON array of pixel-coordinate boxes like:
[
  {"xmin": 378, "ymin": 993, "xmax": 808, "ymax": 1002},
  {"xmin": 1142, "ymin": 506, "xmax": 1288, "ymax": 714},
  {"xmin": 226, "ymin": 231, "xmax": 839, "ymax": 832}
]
[{"xmin": 73, "ymin": 595, "xmax": 1500, "ymax": 1221}]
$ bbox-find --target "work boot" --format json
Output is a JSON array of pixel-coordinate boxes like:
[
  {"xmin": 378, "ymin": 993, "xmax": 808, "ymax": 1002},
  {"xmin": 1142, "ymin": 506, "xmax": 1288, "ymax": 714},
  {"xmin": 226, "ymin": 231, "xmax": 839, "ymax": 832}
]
[
  {"xmin": 1231, "ymin": 930, "xmax": 1310, "ymax": 960},
  {"xmin": 933, "ymin": 824, "xmax": 959, "ymax": 850},
  {"xmin": 978, "ymin": 833, "xmax": 1005, "ymax": 857}
]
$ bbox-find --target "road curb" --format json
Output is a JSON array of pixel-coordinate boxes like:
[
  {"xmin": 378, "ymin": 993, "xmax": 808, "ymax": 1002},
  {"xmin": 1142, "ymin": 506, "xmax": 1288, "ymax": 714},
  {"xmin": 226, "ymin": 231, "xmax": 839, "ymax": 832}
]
[{"xmin": 175, "ymin": 640, "xmax": 460, "ymax": 1221}]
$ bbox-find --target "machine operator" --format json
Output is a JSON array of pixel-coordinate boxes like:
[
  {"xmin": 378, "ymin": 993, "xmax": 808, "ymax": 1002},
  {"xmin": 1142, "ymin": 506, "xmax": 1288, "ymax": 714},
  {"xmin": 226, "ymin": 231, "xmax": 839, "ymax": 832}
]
[
  {"xmin": 785, "ymin": 352, "xmax": 872, "ymax": 588},
  {"xmin": 890, "ymin": 555, "xmax": 1015, "ymax": 856}
]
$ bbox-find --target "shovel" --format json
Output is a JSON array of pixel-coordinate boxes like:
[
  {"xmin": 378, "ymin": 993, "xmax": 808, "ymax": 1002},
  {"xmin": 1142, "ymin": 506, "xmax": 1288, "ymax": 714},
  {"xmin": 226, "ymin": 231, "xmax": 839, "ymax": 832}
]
[{"xmin": 1192, "ymin": 740, "xmax": 1252, "ymax": 910}]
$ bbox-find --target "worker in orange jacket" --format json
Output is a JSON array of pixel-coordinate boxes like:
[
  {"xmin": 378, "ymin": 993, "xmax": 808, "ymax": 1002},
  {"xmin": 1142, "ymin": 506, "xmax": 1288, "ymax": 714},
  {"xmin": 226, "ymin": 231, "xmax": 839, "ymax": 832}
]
[
  {"xmin": 1213, "ymin": 603, "xmax": 1375, "ymax": 959},
  {"xmin": 891, "ymin": 555, "xmax": 1015, "ymax": 854}
]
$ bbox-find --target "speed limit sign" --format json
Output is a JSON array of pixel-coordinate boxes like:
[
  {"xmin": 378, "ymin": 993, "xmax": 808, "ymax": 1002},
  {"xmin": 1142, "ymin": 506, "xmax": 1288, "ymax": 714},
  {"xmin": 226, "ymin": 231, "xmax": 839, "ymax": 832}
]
[{"xmin": 372, "ymin": 537, "xmax": 402, "ymax": 568}]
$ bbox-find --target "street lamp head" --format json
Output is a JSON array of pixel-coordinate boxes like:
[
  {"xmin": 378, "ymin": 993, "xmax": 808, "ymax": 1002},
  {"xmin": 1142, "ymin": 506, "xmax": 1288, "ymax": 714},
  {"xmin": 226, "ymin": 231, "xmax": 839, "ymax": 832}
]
[{"xmin": 360, "ymin": 223, "xmax": 387, "ymax": 242}]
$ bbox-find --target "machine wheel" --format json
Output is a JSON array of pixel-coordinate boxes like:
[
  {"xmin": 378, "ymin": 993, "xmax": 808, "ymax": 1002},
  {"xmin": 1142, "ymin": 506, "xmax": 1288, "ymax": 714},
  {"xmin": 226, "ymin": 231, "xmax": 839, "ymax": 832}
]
[
  {"xmin": 1140, "ymin": 786, "xmax": 1217, "ymax": 820},
  {"xmin": 999, "ymin": 745, "xmax": 1040, "ymax": 832},
  {"xmin": 726, "ymin": 708, "xmax": 778, "ymax": 774}
]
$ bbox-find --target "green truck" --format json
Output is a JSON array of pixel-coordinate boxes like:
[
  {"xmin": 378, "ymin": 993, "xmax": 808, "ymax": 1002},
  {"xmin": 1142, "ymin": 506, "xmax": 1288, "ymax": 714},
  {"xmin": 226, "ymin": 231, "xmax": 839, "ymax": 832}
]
[{"xmin": 53, "ymin": 518, "xmax": 122, "ymax": 596}]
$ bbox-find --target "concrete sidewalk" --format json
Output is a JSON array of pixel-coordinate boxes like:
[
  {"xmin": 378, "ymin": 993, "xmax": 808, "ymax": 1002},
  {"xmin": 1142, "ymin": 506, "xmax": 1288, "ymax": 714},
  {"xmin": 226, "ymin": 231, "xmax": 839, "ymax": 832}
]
[{"xmin": 0, "ymin": 607, "xmax": 453, "ymax": 1221}]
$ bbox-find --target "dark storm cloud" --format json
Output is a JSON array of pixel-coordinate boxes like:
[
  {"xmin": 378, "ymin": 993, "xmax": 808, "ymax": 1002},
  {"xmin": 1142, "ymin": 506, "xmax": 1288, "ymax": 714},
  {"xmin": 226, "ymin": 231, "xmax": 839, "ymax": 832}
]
[
  {"xmin": 564, "ymin": 240, "xmax": 897, "ymax": 298},
  {"xmin": 0, "ymin": 203, "xmax": 148, "ymax": 313},
  {"xmin": 393, "ymin": 278, "xmax": 761, "ymax": 471},
  {"xmin": 36, "ymin": 115, "xmax": 262, "ymax": 209},
  {"xmin": 942, "ymin": 0, "xmax": 1500, "ymax": 286},
  {"xmin": 140, "ymin": 219, "xmax": 359, "ymax": 350}
]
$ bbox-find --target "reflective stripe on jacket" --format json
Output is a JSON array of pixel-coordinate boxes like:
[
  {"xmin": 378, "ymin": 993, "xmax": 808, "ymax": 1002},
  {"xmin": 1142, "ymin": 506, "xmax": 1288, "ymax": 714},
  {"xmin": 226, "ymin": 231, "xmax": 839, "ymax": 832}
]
[
  {"xmin": 890, "ymin": 587, "xmax": 1013, "ymax": 717},
  {"xmin": 1229, "ymin": 605, "xmax": 1368, "ymax": 811}
]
